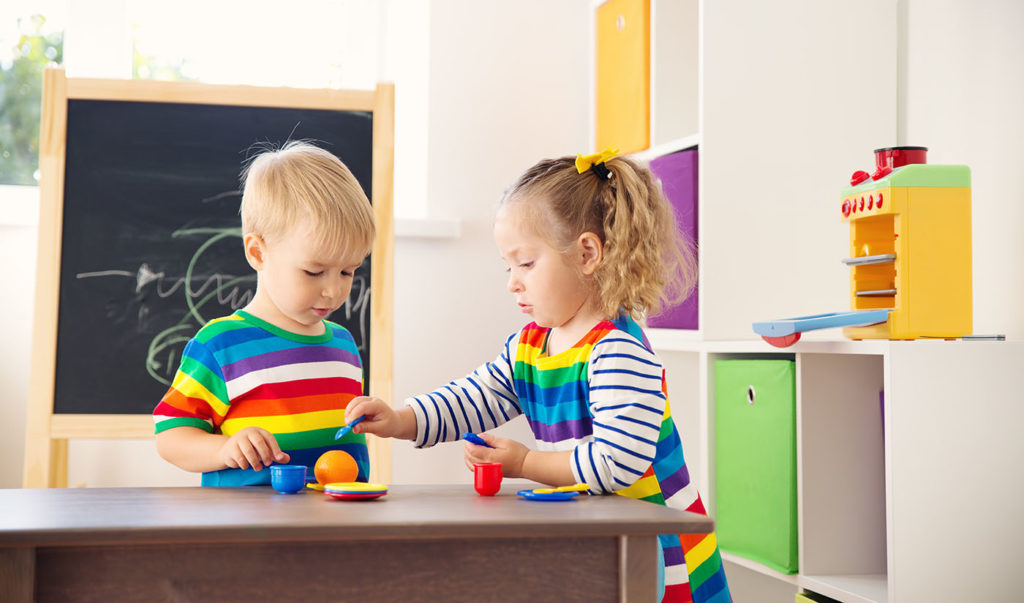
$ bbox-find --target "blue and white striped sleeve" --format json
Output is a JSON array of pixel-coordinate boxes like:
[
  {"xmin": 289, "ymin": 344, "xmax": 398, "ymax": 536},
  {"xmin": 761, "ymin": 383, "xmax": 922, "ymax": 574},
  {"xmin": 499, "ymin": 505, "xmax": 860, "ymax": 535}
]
[
  {"xmin": 571, "ymin": 332, "xmax": 666, "ymax": 494},
  {"xmin": 405, "ymin": 331, "xmax": 523, "ymax": 448}
]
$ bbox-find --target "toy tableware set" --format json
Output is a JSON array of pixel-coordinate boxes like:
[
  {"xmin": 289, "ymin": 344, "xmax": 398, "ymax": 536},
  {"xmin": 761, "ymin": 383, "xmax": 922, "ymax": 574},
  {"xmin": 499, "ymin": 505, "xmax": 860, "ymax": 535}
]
[{"xmin": 323, "ymin": 482, "xmax": 389, "ymax": 500}]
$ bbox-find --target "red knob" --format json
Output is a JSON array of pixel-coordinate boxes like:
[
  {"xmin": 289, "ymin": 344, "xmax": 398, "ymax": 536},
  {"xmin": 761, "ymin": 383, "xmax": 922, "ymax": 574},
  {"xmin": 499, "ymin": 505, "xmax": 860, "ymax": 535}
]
[
  {"xmin": 859, "ymin": 197, "xmax": 865, "ymax": 211},
  {"xmin": 876, "ymin": 192, "xmax": 884, "ymax": 209},
  {"xmin": 842, "ymin": 199, "xmax": 851, "ymax": 217},
  {"xmin": 850, "ymin": 170, "xmax": 870, "ymax": 186},
  {"xmin": 872, "ymin": 166, "xmax": 893, "ymax": 180}
]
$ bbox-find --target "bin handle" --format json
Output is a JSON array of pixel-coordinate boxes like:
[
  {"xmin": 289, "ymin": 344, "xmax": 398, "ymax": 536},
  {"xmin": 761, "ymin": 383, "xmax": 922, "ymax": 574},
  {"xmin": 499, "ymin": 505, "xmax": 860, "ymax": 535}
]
[{"xmin": 747, "ymin": 385, "xmax": 755, "ymax": 405}]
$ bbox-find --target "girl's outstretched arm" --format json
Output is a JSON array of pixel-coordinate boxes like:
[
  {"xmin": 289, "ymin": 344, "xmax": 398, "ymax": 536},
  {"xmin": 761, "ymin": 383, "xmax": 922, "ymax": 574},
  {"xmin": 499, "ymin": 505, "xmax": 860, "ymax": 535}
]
[{"xmin": 406, "ymin": 332, "xmax": 523, "ymax": 448}]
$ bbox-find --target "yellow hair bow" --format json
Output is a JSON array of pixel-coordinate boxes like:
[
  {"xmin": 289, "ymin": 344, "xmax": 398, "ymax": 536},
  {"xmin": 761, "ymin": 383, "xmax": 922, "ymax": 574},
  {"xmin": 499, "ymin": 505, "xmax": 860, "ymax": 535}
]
[{"xmin": 575, "ymin": 146, "xmax": 620, "ymax": 176}]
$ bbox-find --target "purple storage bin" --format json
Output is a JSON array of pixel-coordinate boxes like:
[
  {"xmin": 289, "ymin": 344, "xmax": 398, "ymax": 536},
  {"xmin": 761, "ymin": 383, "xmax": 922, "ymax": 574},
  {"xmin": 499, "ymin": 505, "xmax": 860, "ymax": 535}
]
[{"xmin": 646, "ymin": 148, "xmax": 698, "ymax": 330}]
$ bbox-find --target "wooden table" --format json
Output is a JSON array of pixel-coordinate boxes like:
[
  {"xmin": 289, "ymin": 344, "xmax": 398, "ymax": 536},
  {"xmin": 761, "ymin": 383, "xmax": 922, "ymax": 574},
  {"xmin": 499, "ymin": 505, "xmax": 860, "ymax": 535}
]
[{"xmin": 0, "ymin": 484, "xmax": 712, "ymax": 602}]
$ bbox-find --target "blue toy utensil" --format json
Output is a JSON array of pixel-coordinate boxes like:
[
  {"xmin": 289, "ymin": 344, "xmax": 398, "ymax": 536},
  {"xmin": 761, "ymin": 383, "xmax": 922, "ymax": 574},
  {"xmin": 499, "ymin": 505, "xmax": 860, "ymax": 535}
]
[
  {"xmin": 461, "ymin": 432, "xmax": 494, "ymax": 448},
  {"xmin": 334, "ymin": 415, "xmax": 366, "ymax": 440}
]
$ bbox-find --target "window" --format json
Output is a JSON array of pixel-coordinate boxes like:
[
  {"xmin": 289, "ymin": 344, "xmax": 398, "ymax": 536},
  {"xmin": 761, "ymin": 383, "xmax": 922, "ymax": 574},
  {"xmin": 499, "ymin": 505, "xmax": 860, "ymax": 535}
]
[
  {"xmin": 0, "ymin": 1, "xmax": 64, "ymax": 186},
  {"xmin": 129, "ymin": 1, "xmax": 381, "ymax": 89},
  {"xmin": 1, "ymin": 0, "xmax": 432, "ymax": 226}
]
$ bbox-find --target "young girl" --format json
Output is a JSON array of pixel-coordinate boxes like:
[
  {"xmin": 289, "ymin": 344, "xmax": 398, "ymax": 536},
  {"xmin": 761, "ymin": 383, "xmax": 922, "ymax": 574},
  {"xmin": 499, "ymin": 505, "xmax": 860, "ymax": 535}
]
[{"xmin": 345, "ymin": 148, "xmax": 730, "ymax": 603}]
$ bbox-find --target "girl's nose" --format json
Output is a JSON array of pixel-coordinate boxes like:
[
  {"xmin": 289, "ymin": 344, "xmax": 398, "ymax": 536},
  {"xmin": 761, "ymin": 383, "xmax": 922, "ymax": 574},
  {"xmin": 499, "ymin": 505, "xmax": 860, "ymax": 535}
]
[{"xmin": 507, "ymin": 273, "xmax": 522, "ymax": 293}]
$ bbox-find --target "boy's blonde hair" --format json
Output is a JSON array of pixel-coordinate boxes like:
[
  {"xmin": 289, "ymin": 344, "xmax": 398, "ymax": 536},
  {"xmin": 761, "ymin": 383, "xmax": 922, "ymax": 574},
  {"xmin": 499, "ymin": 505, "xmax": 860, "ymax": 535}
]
[
  {"xmin": 240, "ymin": 140, "xmax": 375, "ymax": 259},
  {"xmin": 500, "ymin": 155, "xmax": 696, "ymax": 322}
]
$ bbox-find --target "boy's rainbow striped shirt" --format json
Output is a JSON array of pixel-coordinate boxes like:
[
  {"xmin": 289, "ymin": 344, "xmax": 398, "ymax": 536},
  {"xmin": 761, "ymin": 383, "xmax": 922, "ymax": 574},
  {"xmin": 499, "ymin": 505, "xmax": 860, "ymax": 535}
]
[
  {"xmin": 407, "ymin": 315, "xmax": 730, "ymax": 602},
  {"xmin": 153, "ymin": 311, "xmax": 369, "ymax": 486}
]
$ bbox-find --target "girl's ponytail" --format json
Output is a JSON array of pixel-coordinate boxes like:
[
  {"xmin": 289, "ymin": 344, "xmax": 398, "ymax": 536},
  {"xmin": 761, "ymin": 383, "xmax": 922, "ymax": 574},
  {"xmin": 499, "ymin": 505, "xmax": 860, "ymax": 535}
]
[
  {"xmin": 596, "ymin": 158, "xmax": 696, "ymax": 320},
  {"xmin": 500, "ymin": 153, "xmax": 697, "ymax": 322}
]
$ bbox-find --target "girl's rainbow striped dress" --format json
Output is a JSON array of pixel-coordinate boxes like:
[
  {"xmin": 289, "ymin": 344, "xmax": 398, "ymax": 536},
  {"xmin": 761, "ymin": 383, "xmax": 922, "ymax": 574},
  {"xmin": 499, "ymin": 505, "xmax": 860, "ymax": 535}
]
[{"xmin": 407, "ymin": 315, "xmax": 730, "ymax": 602}]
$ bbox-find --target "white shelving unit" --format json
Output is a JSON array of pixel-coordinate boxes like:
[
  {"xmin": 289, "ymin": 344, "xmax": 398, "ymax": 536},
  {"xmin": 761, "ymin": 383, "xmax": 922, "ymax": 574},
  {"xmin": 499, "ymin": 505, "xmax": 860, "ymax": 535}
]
[
  {"xmin": 665, "ymin": 339, "xmax": 1024, "ymax": 602},
  {"xmin": 594, "ymin": 1, "xmax": 1024, "ymax": 601}
]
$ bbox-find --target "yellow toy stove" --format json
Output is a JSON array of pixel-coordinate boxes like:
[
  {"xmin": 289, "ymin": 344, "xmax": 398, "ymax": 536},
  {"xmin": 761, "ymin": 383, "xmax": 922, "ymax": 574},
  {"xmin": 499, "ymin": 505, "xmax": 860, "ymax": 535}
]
[{"xmin": 753, "ymin": 147, "xmax": 972, "ymax": 346}]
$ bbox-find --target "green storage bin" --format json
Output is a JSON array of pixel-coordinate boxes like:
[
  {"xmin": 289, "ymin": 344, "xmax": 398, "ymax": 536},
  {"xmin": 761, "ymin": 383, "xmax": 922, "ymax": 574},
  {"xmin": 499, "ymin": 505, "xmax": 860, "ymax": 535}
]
[{"xmin": 715, "ymin": 359, "xmax": 797, "ymax": 574}]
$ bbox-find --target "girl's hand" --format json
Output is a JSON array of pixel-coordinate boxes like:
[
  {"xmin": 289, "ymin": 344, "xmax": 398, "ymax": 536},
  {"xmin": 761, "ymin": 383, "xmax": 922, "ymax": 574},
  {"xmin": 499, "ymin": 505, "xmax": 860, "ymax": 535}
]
[
  {"xmin": 218, "ymin": 427, "xmax": 289, "ymax": 471},
  {"xmin": 463, "ymin": 432, "xmax": 529, "ymax": 478},
  {"xmin": 344, "ymin": 396, "xmax": 417, "ymax": 440}
]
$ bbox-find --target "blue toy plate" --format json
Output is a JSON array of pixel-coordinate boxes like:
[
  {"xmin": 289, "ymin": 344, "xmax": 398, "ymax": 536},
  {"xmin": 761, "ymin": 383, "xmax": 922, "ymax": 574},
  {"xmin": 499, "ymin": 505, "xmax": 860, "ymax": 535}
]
[{"xmin": 517, "ymin": 489, "xmax": 579, "ymax": 501}]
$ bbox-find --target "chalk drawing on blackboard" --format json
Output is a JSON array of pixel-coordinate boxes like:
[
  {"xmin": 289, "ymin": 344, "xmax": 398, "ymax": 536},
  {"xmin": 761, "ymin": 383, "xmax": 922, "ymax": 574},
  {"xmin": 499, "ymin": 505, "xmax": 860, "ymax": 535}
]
[{"xmin": 75, "ymin": 224, "xmax": 370, "ymax": 388}]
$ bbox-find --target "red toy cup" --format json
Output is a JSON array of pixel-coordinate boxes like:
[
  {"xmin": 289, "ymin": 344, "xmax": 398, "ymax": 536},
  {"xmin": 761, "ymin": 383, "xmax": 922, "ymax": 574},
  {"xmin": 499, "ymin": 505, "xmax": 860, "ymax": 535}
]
[
  {"xmin": 874, "ymin": 146, "xmax": 927, "ymax": 170},
  {"xmin": 473, "ymin": 462, "xmax": 502, "ymax": 496}
]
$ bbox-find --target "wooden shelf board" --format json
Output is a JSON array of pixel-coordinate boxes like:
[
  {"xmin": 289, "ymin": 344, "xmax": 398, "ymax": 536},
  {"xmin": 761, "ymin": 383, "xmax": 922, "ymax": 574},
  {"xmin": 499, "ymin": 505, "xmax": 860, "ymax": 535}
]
[
  {"xmin": 648, "ymin": 337, "xmax": 892, "ymax": 355},
  {"xmin": 800, "ymin": 574, "xmax": 888, "ymax": 603},
  {"xmin": 628, "ymin": 133, "xmax": 700, "ymax": 163},
  {"xmin": 720, "ymin": 552, "xmax": 800, "ymax": 585},
  {"xmin": 722, "ymin": 553, "xmax": 888, "ymax": 603}
]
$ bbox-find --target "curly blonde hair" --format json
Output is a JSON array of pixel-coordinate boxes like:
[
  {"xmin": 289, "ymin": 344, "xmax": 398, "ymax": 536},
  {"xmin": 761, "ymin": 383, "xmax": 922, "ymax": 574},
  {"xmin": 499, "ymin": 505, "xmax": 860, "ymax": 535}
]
[
  {"xmin": 239, "ymin": 140, "xmax": 375, "ymax": 260},
  {"xmin": 500, "ymin": 155, "xmax": 696, "ymax": 322}
]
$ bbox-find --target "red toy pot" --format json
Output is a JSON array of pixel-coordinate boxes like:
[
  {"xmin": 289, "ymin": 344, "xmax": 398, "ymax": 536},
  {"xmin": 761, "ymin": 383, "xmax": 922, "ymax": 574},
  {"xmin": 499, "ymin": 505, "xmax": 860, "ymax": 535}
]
[{"xmin": 874, "ymin": 146, "xmax": 928, "ymax": 170}]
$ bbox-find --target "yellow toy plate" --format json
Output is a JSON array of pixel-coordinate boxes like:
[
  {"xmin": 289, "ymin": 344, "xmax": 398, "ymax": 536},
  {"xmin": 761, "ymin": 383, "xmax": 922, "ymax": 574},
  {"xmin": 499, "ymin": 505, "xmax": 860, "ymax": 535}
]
[
  {"xmin": 323, "ymin": 482, "xmax": 388, "ymax": 494},
  {"xmin": 533, "ymin": 483, "xmax": 589, "ymax": 494}
]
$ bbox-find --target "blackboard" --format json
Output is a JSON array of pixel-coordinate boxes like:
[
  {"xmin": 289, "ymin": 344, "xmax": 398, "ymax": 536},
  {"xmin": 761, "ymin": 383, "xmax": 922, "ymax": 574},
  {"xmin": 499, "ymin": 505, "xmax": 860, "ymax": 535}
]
[
  {"xmin": 55, "ymin": 101, "xmax": 374, "ymax": 414},
  {"xmin": 24, "ymin": 69, "xmax": 394, "ymax": 487}
]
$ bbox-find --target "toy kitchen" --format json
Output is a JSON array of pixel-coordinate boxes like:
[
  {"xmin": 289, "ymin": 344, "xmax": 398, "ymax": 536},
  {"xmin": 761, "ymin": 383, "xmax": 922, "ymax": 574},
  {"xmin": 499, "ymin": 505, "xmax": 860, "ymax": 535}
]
[{"xmin": 753, "ymin": 146, "xmax": 972, "ymax": 347}]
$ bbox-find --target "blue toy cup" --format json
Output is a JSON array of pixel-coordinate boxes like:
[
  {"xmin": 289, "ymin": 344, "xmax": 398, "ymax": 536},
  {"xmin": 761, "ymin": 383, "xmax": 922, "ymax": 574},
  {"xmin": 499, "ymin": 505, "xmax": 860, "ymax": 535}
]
[{"xmin": 270, "ymin": 465, "xmax": 307, "ymax": 494}]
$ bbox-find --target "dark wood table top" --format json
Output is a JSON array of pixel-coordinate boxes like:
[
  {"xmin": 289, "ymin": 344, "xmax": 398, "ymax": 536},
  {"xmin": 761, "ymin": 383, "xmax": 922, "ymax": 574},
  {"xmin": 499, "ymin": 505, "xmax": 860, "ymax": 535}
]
[{"xmin": 0, "ymin": 484, "xmax": 713, "ymax": 547}]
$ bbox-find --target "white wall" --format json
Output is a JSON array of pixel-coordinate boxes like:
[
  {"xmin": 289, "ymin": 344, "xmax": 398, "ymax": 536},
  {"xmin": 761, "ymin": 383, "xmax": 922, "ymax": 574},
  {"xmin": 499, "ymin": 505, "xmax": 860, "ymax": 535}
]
[
  {"xmin": 389, "ymin": 0, "xmax": 590, "ymax": 484},
  {"xmin": 700, "ymin": 0, "xmax": 899, "ymax": 341},
  {"xmin": 2, "ymin": 0, "xmax": 1022, "ymax": 488},
  {"xmin": 0, "ymin": 220, "xmax": 37, "ymax": 488},
  {"xmin": 0, "ymin": 0, "xmax": 591, "ymax": 488},
  {"xmin": 900, "ymin": 0, "xmax": 1024, "ymax": 339}
]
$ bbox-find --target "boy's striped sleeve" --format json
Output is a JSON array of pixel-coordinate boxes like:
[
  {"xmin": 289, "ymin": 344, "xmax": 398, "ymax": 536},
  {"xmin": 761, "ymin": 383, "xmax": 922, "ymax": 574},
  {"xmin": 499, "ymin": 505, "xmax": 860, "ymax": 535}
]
[{"xmin": 153, "ymin": 338, "xmax": 230, "ymax": 433}]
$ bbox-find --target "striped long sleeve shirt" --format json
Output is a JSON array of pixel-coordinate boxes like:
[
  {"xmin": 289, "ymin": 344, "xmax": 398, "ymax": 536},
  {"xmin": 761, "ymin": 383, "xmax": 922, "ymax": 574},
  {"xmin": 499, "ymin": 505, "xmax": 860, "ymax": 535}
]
[
  {"xmin": 407, "ymin": 315, "xmax": 730, "ymax": 603},
  {"xmin": 153, "ymin": 311, "xmax": 369, "ymax": 486}
]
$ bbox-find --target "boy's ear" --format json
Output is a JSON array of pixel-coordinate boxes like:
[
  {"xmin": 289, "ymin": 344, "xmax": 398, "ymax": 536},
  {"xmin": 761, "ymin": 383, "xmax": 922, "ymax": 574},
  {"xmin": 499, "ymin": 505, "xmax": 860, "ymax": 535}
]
[
  {"xmin": 577, "ymin": 232, "xmax": 603, "ymax": 276},
  {"xmin": 243, "ymin": 233, "xmax": 266, "ymax": 270}
]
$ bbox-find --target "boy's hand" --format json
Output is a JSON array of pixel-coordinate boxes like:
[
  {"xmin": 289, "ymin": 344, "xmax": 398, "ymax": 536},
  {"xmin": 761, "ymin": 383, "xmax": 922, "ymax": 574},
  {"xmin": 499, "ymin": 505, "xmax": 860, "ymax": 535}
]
[
  {"xmin": 463, "ymin": 432, "xmax": 529, "ymax": 478},
  {"xmin": 218, "ymin": 427, "xmax": 289, "ymax": 471},
  {"xmin": 344, "ymin": 396, "xmax": 417, "ymax": 440}
]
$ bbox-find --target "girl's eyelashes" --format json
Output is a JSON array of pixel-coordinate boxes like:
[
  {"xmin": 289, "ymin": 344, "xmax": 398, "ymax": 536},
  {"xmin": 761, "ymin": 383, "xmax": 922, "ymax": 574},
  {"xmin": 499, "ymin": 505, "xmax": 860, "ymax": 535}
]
[
  {"xmin": 503, "ymin": 261, "xmax": 533, "ymax": 273},
  {"xmin": 304, "ymin": 270, "xmax": 323, "ymax": 277}
]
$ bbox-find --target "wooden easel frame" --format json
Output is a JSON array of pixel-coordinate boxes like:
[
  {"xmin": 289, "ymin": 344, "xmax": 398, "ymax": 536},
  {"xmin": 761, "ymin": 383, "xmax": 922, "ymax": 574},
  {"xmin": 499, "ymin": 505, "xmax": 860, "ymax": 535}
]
[{"xmin": 23, "ymin": 67, "xmax": 394, "ymax": 487}]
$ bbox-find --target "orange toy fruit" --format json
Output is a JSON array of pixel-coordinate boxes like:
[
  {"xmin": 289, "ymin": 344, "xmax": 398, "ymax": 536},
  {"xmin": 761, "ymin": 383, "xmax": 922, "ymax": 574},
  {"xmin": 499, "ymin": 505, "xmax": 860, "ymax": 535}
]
[{"xmin": 314, "ymin": 450, "xmax": 359, "ymax": 485}]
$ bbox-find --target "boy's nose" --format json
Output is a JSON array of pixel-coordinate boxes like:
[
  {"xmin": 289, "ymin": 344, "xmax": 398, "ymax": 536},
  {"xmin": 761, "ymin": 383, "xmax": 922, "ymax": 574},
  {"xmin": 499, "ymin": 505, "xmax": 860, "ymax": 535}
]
[{"xmin": 322, "ymin": 277, "xmax": 342, "ymax": 299}]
